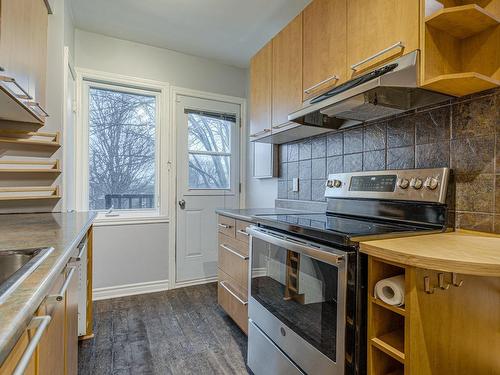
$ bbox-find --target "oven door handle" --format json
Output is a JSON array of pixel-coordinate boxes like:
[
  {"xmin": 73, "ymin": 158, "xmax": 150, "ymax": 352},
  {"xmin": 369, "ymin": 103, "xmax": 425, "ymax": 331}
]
[{"xmin": 247, "ymin": 227, "xmax": 345, "ymax": 265}]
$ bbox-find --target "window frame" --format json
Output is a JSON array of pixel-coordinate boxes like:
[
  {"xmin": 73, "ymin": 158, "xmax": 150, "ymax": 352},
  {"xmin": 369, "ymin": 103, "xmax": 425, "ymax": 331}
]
[
  {"xmin": 186, "ymin": 110, "xmax": 236, "ymax": 191},
  {"xmin": 75, "ymin": 69, "xmax": 170, "ymax": 223}
]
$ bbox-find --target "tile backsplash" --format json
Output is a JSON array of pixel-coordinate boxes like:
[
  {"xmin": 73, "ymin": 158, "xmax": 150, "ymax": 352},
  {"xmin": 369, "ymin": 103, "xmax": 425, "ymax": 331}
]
[{"xmin": 278, "ymin": 88, "xmax": 500, "ymax": 233}]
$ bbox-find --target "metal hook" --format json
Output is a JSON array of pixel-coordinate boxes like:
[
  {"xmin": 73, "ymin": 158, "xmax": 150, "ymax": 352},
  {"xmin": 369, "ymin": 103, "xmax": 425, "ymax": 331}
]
[
  {"xmin": 424, "ymin": 276, "xmax": 435, "ymax": 294},
  {"xmin": 438, "ymin": 273, "xmax": 450, "ymax": 290},
  {"xmin": 451, "ymin": 273, "xmax": 464, "ymax": 287}
]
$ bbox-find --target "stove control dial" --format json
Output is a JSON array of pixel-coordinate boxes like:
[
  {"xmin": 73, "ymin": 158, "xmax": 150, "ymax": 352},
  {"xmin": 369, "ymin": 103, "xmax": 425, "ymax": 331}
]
[
  {"xmin": 410, "ymin": 177, "xmax": 423, "ymax": 190},
  {"xmin": 397, "ymin": 178, "xmax": 410, "ymax": 189},
  {"xmin": 424, "ymin": 177, "xmax": 439, "ymax": 190},
  {"xmin": 327, "ymin": 179, "xmax": 342, "ymax": 188}
]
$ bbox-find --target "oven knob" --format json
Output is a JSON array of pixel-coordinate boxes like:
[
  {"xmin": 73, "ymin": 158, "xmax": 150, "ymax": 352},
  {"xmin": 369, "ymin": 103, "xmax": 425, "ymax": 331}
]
[
  {"xmin": 333, "ymin": 179, "xmax": 342, "ymax": 188},
  {"xmin": 397, "ymin": 178, "xmax": 410, "ymax": 189},
  {"xmin": 424, "ymin": 177, "xmax": 439, "ymax": 190},
  {"xmin": 326, "ymin": 180, "xmax": 334, "ymax": 188},
  {"xmin": 410, "ymin": 177, "xmax": 423, "ymax": 190}
]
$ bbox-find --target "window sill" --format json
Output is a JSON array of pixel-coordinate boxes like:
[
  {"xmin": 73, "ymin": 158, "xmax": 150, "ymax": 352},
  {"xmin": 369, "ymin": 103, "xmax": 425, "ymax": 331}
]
[{"xmin": 93, "ymin": 214, "xmax": 170, "ymax": 227}]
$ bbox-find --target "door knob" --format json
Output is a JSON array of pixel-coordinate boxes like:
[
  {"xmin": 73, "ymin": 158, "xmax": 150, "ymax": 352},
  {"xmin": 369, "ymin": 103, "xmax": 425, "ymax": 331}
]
[{"xmin": 178, "ymin": 199, "xmax": 186, "ymax": 209}]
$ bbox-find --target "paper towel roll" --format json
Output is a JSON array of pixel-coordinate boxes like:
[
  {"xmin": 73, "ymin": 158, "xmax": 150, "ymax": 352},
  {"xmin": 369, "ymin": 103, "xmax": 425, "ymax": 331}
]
[{"xmin": 374, "ymin": 275, "xmax": 405, "ymax": 306}]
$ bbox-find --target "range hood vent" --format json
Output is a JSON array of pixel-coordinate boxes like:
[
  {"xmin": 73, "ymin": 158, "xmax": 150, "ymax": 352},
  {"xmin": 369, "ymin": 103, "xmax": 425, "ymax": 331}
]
[{"xmin": 289, "ymin": 51, "xmax": 452, "ymax": 130}]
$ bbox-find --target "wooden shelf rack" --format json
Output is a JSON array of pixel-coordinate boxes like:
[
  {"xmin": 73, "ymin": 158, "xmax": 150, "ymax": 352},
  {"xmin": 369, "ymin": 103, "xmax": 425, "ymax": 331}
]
[
  {"xmin": 0, "ymin": 160, "xmax": 60, "ymax": 173},
  {"xmin": 0, "ymin": 131, "xmax": 60, "ymax": 148},
  {"xmin": 426, "ymin": 4, "xmax": 499, "ymax": 39},
  {"xmin": 422, "ymin": 72, "xmax": 500, "ymax": 97},
  {"xmin": 0, "ymin": 186, "xmax": 60, "ymax": 201}
]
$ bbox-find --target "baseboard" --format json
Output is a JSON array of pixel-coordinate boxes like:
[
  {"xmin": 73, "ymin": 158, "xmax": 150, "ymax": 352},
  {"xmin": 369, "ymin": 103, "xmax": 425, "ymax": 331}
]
[
  {"xmin": 92, "ymin": 279, "xmax": 169, "ymax": 301},
  {"xmin": 173, "ymin": 276, "xmax": 217, "ymax": 289}
]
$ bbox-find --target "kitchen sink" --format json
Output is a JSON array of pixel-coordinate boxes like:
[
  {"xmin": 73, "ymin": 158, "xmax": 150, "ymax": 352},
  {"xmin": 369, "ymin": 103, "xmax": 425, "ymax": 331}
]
[{"xmin": 0, "ymin": 247, "xmax": 54, "ymax": 304}]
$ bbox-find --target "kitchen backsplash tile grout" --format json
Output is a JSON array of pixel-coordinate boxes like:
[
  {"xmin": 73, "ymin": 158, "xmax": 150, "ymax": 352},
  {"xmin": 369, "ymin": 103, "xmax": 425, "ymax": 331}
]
[{"xmin": 277, "ymin": 88, "xmax": 500, "ymax": 234}]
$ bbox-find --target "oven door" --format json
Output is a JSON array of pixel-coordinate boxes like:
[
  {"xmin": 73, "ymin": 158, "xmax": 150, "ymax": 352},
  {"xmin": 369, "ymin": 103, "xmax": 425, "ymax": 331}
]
[{"xmin": 247, "ymin": 226, "xmax": 347, "ymax": 375}]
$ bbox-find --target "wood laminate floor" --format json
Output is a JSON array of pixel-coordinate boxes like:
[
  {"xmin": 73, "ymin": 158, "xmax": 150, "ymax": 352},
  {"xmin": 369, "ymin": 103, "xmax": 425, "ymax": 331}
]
[{"xmin": 78, "ymin": 283, "xmax": 250, "ymax": 375}]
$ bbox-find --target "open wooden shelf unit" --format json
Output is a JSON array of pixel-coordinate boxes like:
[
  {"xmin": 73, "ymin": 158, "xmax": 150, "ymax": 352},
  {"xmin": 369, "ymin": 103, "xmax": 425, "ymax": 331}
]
[
  {"xmin": 421, "ymin": 1, "xmax": 500, "ymax": 96},
  {"xmin": 0, "ymin": 131, "xmax": 60, "ymax": 148},
  {"xmin": 0, "ymin": 186, "xmax": 60, "ymax": 201},
  {"xmin": 368, "ymin": 257, "xmax": 407, "ymax": 375},
  {"xmin": 0, "ymin": 160, "xmax": 60, "ymax": 173}
]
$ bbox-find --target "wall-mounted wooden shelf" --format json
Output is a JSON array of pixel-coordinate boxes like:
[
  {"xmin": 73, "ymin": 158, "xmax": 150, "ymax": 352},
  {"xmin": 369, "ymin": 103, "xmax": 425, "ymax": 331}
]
[
  {"xmin": 422, "ymin": 72, "xmax": 500, "ymax": 96},
  {"xmin": 370, "ymin": 296, "xmax": 405, "ymax": 317},
  {"xmin": 0, "ymin": 131, "xmax": 60, "ymax": 148},
  {"xmin": 0, "ymin": 83, "xmax": 45, "ymax": 125},
  {"xmin": 0, "ymin": 186, "xmax": 60, "ymax": 201},
  {"xmin": 0, "ymin": 160, "xmax": 60, "ymax": 173},
  {"xmin": 426, "ymin": 4, "xmax": 499, "ymax": 39}
]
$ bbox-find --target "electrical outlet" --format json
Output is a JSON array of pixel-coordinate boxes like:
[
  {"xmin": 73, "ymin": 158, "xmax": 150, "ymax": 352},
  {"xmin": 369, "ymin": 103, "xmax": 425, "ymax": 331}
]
[{"xmin": 292, "ymin": 178, "xmax": 299, "ymax": 192}]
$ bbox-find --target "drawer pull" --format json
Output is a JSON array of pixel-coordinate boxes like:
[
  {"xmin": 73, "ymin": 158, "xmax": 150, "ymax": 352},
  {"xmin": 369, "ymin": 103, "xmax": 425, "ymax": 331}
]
[
  {"xmin": 46, "ymin": 266, "xmax": 76, "ymax": 303},
  {"xmin": 250, "ymin": 128, "xmax": 271, "ymax": 138},
  {"xmin": 218, "ymin": 223, "xmax": 232, "ymax": 229},
  {"xmin": 220, "ymin": 281, "xmax": 248, "ymax": 305},
  {"xmin": 221, "ymin": 244, "xmax": 249, "ymax": 260},
  {"xmin": 304, "ymin": 74, "xmax": 339, "ymax": 94},
  {"xmin": 0, "ymin": 75, "xmax": 33, "ymax": 100},
  {"xmin": 25, "ymin": 101, "xmax": 49, "ymax": 117},
  {"xmin": 272, "ymin": 122, "xmax": 293, "ymax": 130},
  {"xmin": 70, "ymin": 243, "xmax": 87, "ymax": 262},
  {"xmin": 237, "ymin": 229, "xmax": 249, "ymax": 237},
  {"xmin": 12, "ymin": 315, "xmax": 52, "ymax": 375},
  {"xmin": 350, "ymin": 41, "xmax": 405, "ymax": 71}
]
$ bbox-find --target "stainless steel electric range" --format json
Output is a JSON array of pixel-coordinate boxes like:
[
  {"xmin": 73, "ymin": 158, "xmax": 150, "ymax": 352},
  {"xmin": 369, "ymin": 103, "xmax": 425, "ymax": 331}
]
[{"xmin": 247, "ymin": 168, "xmax": 451, "ymax": 375}]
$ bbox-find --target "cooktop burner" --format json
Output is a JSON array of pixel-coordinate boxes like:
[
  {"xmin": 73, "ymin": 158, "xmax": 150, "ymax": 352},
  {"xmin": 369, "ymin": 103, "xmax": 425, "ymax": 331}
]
[{"xmin": 254, "ymin": 213, "xmax": 437, "ymax": 246}]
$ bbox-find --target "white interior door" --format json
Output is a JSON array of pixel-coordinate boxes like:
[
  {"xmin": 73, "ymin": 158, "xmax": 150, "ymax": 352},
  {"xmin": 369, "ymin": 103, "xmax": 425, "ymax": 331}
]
[{"xmin": 176, "ymin": 95, "xmax": 240, "ymax": 283}]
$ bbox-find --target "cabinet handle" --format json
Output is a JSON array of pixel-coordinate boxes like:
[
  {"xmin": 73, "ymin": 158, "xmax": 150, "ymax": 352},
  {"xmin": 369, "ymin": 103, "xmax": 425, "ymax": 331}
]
[
  {"xmin": 46, "ymin": 266, "xmax": 76, "ymax": 303},
  {"xmin": 304, "ymin": 75, "xmax": 339, "ymax": 94},
  {"xmin": 272, "ymin": 122, "xmax": 294, "ymax": 130},
  {"xmin": 350, "ymin": 41, "xmax": 405, "ymax": 71},
  {"xmin": 70, "ymin": 243, "xmax": 86, "ymax": 262},
  {"xmin": 250, "ymin": 128, "xmax": 271, "ymax": 138},
  {"xmin": 0, "ymin": 75, "xmax": 33, "ymax": 100},
  {"xmin": 12, "ymin": 315, "xmax": 52, "ymax": 375},
  {"xmin": 25, "ymin": 101, "xmax": 49, "ymax": 117},
  {"xmin": 219, "ymin": 281, "xmax": 248, "ymax": 305},
  {"xmin": 218, "ymin": 223, "xmax": 231, "ymax": 229},
  {"xmin": 237, "ymin": 229, "xmax": 249, "ymax": 237},
  {"xmin": 220, "ymin": 244, "xmax": 249, "ymax": 260}
]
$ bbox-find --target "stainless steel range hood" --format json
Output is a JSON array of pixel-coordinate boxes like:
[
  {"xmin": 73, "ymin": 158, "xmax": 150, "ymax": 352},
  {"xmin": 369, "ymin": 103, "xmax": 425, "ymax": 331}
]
[{"xmin": 288, "ymin": 51, "xmax": 452, "ymax": 130}]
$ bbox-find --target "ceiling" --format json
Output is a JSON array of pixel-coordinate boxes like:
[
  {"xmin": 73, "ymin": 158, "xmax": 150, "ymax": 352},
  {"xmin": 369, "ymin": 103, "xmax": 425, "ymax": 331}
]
[{"xmin": 69, "ymin": 0, "xmax": 311, "ymax": 68}]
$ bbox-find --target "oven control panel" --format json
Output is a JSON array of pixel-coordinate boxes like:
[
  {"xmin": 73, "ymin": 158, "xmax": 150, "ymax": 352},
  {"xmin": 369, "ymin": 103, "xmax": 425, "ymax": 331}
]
[{"xmin": 325, "ymin": 168, "xmax": 450, "ymax": 203}]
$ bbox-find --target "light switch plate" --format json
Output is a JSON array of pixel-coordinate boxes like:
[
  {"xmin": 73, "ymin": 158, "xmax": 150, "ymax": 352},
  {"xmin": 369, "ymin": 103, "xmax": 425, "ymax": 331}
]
[{"xmin": 292, "ymin": 178, "xmax": 299, "ymax": 192}]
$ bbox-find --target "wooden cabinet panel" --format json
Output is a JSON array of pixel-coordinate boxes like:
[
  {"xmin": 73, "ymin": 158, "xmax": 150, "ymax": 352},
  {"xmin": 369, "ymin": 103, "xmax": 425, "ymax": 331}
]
[
  {"xmin": 249, "ymin": 41, "xmax": 272, "ymax": 140},
  {"xmin": 218, "ymin": 269, "xmax": 248, "ymax": 334},
  {"xmin": 0, "ymin": 331, "xmax": 35, "ymax": 375},
  {"xmin": 217, "ymin": 215, "xmax": 236, "ymax": 238},
  {"xmin": 0, "ymin": 0, "xmax": 48, "ymax": 107},
  {"xmin": 303, "ymin": 0, "xmax": 348, "ymax": 100},
  {"xmin": 37, "ymin": 272, "xmax": 65, "ymax": 375},
  {"xmin": 272, "ymin": 13, "xmax": 303, "ymax": 128},
  {"xmin": 347, "ymin": 0, "xmax": 420, "ymax": 75},
  {"xmin": 218, "ymin": 233, "xmax": 249, "ymax": 287},
  {"xmin": 235, "ymin": 220, "xmax": 251, "ymax": 244},
  {"xmin": 65, "ymin": 266, "xmax": 79, "ymax": 375}
]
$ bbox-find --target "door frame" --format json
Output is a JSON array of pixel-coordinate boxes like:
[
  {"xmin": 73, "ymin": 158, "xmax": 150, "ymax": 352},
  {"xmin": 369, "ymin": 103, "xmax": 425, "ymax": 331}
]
[{"xmin": 169, "ymin": 86, "xmax": 247, "ymax": 289}]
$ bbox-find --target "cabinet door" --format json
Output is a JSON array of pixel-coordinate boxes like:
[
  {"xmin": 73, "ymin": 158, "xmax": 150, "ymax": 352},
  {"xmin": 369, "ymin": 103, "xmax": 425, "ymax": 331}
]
[
  {"xmin": 272, "ymin": 13, "xmax": 303, "ymax": 128},
  {"xmin": 37, "ymin": 272, "xmax": 65, "ymax": 375},
  {"xmin": 347, "ymin": 0, "xmax": 420, "ymax": 75},
  {"xmin": 28, "ymin": 0, "xmax": 48, "ymax": 107},
  {"xmin": 303, "ymin": 0, "xmax": 347, "ymax": 100},
  {"xmin": 66, "ymin": 265, "xmax": 79, "ymax": 375},
  {"xmin": 0, "ymin": 331, "xmax": 36, "ymax": 375},
  {"xmin": 249, "ymin": 41, "xmax": 272, "ymax": 140}
]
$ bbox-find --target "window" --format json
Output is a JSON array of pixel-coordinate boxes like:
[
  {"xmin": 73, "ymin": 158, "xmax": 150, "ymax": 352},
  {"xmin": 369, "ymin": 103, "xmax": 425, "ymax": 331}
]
[
  {"xmin": 86, "ymin": 84, "xmax": 159, "ymax": 213},
  {"xmin": 186, "ymin": 111, "xmax": 235, "ymax": 189}
]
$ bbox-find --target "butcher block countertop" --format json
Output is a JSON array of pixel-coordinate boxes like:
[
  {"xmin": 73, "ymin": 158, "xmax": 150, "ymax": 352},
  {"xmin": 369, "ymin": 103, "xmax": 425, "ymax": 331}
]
[{"xmin": 359, "ymin": 230, "xmax": 500, "ymax": 277}]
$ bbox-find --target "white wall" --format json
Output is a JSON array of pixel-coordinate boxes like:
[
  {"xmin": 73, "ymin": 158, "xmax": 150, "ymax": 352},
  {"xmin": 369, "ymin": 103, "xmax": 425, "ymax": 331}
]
[
  {"xmin": 74, "ymin": 30, "xmax": 248, "ymax": 295},
  {"xmin": 75, "ymin": 29, "xmax": 247, "ymax": 98}
]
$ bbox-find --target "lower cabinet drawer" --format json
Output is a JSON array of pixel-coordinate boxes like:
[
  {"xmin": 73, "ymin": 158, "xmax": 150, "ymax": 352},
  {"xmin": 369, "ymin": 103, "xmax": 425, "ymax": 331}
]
[
  {"xmin": 218, "ymin": 235, "xmax": 249, "ymax": 288},
  {"xmin": 218, "ymin": 269, "xmax": 248, "ymax": 334},
  {"xmin": 0, "ymin": 331, "xmax": 36, "ymax": 375}
]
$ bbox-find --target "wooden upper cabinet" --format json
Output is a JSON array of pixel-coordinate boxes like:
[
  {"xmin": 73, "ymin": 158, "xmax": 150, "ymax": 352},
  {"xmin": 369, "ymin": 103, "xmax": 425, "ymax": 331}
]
[
  {"xmin": 271, "ymin": 13, "xmax": 303, "ymax": 128},
  {"xmin": 347, "ymin": 0, "xmax": 420, "ymax": 76},
  {"xmin": 0, "ymin": 0, "xmax": 49, "ymax": 108},
  {"xmin": 303, "ymin": 0, "xmax": 347, "ymax": 100},
  {"xmin": 249, "ymin": 41, "xmax": 272, "ymax": 140}
]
